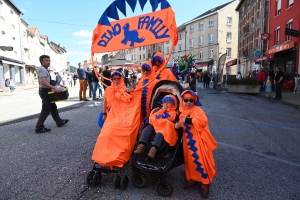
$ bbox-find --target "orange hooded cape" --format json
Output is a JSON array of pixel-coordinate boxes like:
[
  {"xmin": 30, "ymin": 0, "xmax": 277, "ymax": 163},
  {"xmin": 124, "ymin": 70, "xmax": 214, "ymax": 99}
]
[
  {"xmin": 92, "ymin": 72, "xmax": 140, "ymax": 168},
  {"xmin": 152, "ymin": 52, "xmax": 177, "ymax": 82},
  {"xmin": 135, "ymin": 61, "xmax": 159, "ymax": 120},
  {"xmin": 149, "ymin": 95, "xmax": 178, "ymax": 146},
  {"xmin": 179, "ymin": 90, "xmax": 217, "ymax": 184}
]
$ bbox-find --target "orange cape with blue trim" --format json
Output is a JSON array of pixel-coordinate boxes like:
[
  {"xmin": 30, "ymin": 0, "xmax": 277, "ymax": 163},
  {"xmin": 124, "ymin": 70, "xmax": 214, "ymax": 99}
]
[{"xmin": 180, "ymin": 105, "xmax": 218, "ymax": 184}]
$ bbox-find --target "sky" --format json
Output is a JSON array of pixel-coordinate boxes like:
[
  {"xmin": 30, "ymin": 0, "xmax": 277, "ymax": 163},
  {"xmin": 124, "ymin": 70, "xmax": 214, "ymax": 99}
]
[{"xmin": 13, "ymin": 0, "xmax": 233, "ymax": 66}]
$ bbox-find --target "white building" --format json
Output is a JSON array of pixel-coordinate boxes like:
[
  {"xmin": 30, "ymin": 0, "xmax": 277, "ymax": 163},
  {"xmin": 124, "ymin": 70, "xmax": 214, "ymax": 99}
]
[
  {"xmin": 0, "ymin": 0, "xmax": 68, "ymax": 88},
  {"xmin": 0, "ymin": 0, "xmax": 25, "ymax": 88},
  {"xmin": 164, "ymin": 0, "xmax": 239, "ymax": 75}
]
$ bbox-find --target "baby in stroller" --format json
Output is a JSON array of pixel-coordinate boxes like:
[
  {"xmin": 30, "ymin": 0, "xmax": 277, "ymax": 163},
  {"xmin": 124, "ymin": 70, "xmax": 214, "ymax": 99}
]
[{"xmin": 134, "ymin": 94, "xmax": 179, "ymax": 159}]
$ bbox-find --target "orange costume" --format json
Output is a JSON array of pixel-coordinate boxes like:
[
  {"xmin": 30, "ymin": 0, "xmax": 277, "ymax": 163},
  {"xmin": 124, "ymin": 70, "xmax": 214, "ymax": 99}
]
[
  {"xmin": 92, "ymin": 72, "xmax": 141, "ymax": 168},
  {"xmin": 149, "ymin": 95, "xmax": 178, "ymax": 146},
  {"xmin": 179, "ymin": 91, "xmax": 218, "ymax": 184},
  {"xmin": 152, "ymin": 52, "xmax": 178, "ymax": 82}
]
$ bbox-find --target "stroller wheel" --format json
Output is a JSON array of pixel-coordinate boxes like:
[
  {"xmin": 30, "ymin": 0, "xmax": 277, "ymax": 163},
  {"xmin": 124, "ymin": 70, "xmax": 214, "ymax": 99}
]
[
  {"xmin": 92, "ymin": 172, "xmax": 102, "ymax": 186},
  {"xmin": 120, "ymin": 175, "xmax": 129, "ymax": 190},
  {"xmin": 132, "ymin": 173, "xmax": 148, "ymax": 188},
  {"xmin": 86, "ymin": 171, "xmax": 95, "ymax": 185},
  {"xmin": 113, "ymin": 174, "xmax": 121, "ymax": 188},
  {"xmin": 156, "ymin": 180, "xmax": 173, "ymax": 197}
]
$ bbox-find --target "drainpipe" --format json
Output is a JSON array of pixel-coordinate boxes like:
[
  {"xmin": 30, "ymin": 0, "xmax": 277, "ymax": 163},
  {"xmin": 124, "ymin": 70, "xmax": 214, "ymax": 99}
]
[{"xmin": 17, "ymin": 15, "xmax": 25, "ymax": 85}]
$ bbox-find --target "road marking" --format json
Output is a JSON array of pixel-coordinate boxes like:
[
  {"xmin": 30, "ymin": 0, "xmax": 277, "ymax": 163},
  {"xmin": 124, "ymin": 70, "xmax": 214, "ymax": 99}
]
[{"xmin": 218, "ymin": 142, "xmax": 300, "ymax": 168}]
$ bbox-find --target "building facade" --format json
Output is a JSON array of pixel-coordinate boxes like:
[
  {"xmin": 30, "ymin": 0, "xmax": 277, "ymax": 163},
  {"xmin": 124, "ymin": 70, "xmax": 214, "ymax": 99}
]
[
  {"xmin": 0, "ymin": 0, "xmax": 68, "ymax": 88},
  {"xmin": 236, "ymin": 0, "xmax": 270, "ymax": 77},
  {"xmin": 267, "ymin": 0, "xmax": 299, "ymax": 80},
  {"xmin": 164, "ymin": 0, "xmax": 239, "ymax": 75}
]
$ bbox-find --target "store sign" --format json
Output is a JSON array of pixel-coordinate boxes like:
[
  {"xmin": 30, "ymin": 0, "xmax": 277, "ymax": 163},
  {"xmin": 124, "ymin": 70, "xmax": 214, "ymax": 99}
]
[
  {"xmin": 252, "ymin": 54, "xmax": 274, "ymax": 63},
  {"xmin": 261, "ymin": 33, "xmax": 270, "ymax": 40},
  {"xmin": 285, "ymin": 28, "xmax": 299, "ymax": 37},
  {"xmin": 266, "ymin": 41, "xmax": 294, "ymax": 55},
  {"xmin": 254, "ymin": 51, "xmax": 261, "ymax": 57}
]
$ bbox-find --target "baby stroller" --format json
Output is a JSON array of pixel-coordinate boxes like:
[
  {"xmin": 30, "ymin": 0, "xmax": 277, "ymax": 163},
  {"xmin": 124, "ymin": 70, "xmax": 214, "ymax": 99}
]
[{"xmin": 131, "ymin": 80, "xmax": 184, "ymax": 197}]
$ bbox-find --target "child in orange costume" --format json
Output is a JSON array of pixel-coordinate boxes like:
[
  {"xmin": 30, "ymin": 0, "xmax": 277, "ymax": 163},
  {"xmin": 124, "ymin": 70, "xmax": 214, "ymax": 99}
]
[
  {"xmin": 175, "ymin": 90, "xmax": 217, "ymax": 198},
  {"xmin": 134, "ymin": 94, "xmax": 179, "ymax": 159},
  {"xmin": 152, "ymin": 52, "xmax": 178, "ymax": 81}
]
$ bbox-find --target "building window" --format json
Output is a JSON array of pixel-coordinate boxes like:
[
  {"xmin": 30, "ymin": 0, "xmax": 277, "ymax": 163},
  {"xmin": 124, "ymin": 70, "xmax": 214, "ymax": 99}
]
[
  {"xmin": 288, "ymin": 0, "xmax": 294, "ymax": 7},
  {"xmin": 209, "ymin": 19, "xmax": 214, "ymax": 27},
  {"xmin": 199, "ymin": 37, "xmax": 203, "ymax": 46},
  {"xmin": 179, "ymin": 33, "xmax": 182, "ymax": 40},
  {"xmin": 276, "ymin": 0, "xmax": 281, "ymax": 15},
  {"xmin": 190, "ymin": 39, "xmax": 194, "ymax": 48},
  {"xmin": 209, "ymin": 49, "xmax": 214, "ymax": 58},
  {"xmin": 166, "ymin": 47, "xmax": 170, "ymax": 54},
  {"xmin": 275, "ymin": 27, "xmax": 280, "ymax": 45},
  {"xmin": 226, "ymin": 48, "xmax": 231, "ymax": 58},
  {"xmin": 179, "ymin": 44, "xmax": 182, "ymax": 51},
  {"xmin": 227, "ymin": 17, "xmax": 232, "ymax": 25},
  {"xmin": 139, "ymin": 55, "xmax": 141, "ymax": 60},
  {"xmin": 199, "ymin": 51, "xmax": 203, "ymax": 59},
  {"xmin": 190, "ymin": 26, "xmax": 194, "ymax": 33},
  {"xmin": 143, "ymin": 54, "xmax": 145, "ymax": 59},
  {"xmin": 199, "ymin": 22, "xmax": 203, "ymax": 30},
  {"xmin": 226, "ymin": 32, "xmax": 232, "ymax": 43},
  {"xmin": 209, "ymin": 34, "xmax": 214, "ymax": 43},
  {"xmin": 286, "ymin": 20, "xmax": 293, "ymax": 41}
]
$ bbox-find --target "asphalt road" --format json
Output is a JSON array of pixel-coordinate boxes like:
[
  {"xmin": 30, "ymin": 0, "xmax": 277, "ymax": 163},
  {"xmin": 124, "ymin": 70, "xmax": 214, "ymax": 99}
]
[{"xmin": 0, "ymin": 83, "xmax": 300, "ymax": 200}]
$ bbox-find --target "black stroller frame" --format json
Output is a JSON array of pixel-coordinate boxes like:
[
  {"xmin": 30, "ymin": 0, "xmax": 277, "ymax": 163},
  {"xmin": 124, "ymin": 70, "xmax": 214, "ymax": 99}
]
[{"xmin": 131, "ymin": 80, "xmax": 184, "ymax": 197}]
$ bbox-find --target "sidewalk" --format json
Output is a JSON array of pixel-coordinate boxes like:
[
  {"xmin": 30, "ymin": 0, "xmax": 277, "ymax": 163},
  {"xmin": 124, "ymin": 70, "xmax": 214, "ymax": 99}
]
[
  {"xmin": 0, "ymin": 84, "xmax": 39, "ymax": 94},
  {"xmin": 258, "ymin": 90, "xmax": 300, "ymax": 109}
]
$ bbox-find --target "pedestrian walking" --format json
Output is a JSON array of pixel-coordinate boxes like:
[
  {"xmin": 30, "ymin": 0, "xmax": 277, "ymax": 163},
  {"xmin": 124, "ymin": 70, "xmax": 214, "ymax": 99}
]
[
  {"xmin": 274, "ymin": 67, "xmax": 284, "ymax": 100},
  {"xmin": 87, "ymin": 68, "xmax": 93, "ymax": 98},
  {"xmin": 35, "ymin": 55, "xmax": 69, "ymax": 133},
  {"xmin": 68, "ymin": 74, "xmax": 73, "ymax": 87},
  {"xmin": 73, "ymin": 74, "xmax": 78, "ymax": 87},
  {"xmin": 77, "ymin": 63, "xmax": 89, "ymax": 101},
  {"xmin": 203, "ymin": 71, "xmax": 210, "ymax": 90},
  {"xmin": 293, "ymin": 72, "xmax": 300, "ymax": 93}
]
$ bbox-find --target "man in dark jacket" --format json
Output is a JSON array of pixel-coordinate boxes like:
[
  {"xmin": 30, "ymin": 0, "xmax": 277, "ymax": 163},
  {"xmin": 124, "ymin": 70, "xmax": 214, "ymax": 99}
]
[
  {"xmin": 77, "ymin": 63, "xmax": 89, "ymax": 101},
  {"xmin": 102, "ymin": 66, "xmax": 111, "ymax": 91},
  {"xmin": 274, "ymin": 67, "xmax": 284, "ymax": 100},
  {"xmin": 87, "ymin": 68, "xmax": 93, "ymax": 98}
]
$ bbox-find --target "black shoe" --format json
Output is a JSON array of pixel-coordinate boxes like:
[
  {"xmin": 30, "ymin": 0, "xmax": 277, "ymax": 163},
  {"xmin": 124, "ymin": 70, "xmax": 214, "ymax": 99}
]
[
  {"xmin": 80, "ymin": 98, "xmax": 83, "ymax": 101},
  {"xmin": 83, "ymin": 99, "xmax": 90, "ymax": 101},
  {"xmin": 36, "ymin": 127, "xmax": 51, "ymax": 134},
  {"xmin": 184, "ymin": 180, "xmax": 201, "ymax": 190},
  {"xmin": 199, "ymin": 184, "xmax": 210, "ymax": 198},
  {"xmin": 57, "ymin": 119, "xmax": 69, "ymax": 127}
]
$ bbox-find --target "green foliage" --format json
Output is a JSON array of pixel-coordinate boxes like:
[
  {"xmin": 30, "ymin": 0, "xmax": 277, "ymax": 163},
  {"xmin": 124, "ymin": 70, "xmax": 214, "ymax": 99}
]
[
  {"xmin": 69, "ymin": 65, "xmax": 77, "ymax": 73},
  {"xmin": 227, "ymin": 78, "xmax": 259, "ymax": 85}
]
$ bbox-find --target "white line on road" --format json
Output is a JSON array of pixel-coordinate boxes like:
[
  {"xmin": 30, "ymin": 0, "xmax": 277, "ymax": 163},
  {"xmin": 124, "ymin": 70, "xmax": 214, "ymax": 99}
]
[{"xmin": 218, "ymin": 141, "xmax": 300, "ymax": 168}]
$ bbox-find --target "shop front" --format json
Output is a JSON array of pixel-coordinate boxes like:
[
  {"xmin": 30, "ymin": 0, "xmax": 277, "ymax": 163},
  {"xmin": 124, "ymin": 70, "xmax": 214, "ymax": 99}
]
[
  {"xmin": 195, "ymin": 59, "xmax": 214, "ymax": 73},
  {"xmin": 266, "ymin": 41, "xmax": 297, "ymax": 81},
  {"xmin": 0, "ymin": 56, "xmax": 25, "ymax": 88}
]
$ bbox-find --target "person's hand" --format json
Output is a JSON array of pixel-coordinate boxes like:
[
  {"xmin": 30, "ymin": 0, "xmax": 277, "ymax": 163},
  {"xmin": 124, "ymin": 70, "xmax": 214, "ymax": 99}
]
[
  {"xmin": 125, "ymin": 88, "xmax": 134, "ymax": 93},
  {"xmin": 53, "ymin": 87, "xmax": 61, "ymax": 93},
  {"xmin": 175, "ymin": 122, "xmax": 181, "ymax": 129},
  {"xmin": 182, "ymin": 117, "xmax": 186, "ymax": 123}
]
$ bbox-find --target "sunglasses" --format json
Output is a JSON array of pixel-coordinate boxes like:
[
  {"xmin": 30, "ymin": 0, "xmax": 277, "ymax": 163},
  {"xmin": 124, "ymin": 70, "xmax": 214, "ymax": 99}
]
[
  {"xmin": 112, "ymin": 77, "xmax": 121, "ymax": 80},
  {"xmin": 183, "ymin": 98, "xmax": 195, "ymax": 103},
  {"xmin": 141, "ymin": 67, "xmax": 150, "ymax": 72}
]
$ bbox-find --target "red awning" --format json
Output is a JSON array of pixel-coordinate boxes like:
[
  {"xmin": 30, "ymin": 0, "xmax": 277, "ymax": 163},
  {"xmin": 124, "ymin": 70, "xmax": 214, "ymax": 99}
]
[
  {"xmin": 195, "ymin": 60, "xmax": 214, "ymax": 68},
  {"xmin": 109, "ymin": 64, "xmax": 141, "ymax": 70},
  {"xmin": 226, "ymin": 59, "xmax": 238, "ymax": 67},
  {"xmin": 252, "ymin": 54, "xmax": 274, "ymax": 63}
]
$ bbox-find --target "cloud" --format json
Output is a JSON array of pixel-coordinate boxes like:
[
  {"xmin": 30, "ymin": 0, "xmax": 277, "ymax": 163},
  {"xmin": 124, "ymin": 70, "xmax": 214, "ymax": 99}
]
[
  {"xmin": 20, "ymin": 8, "xmax": 26, "ymax": 13},
  {"xmin": 77, "ymin": 40, "xmax": 91, "ymax": 45},
  {"xmin": 72, "ymin": 30, "xmax": 92, "ymax": 38}
]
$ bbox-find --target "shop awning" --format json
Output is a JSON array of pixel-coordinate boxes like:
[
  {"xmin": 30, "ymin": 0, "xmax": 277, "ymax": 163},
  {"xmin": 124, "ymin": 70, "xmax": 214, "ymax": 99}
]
[
  {"xmin": 266, "ymin": 41, "xmax": 295, "ymax": 55},
  {"xmin": 109, "ymin": 64, "xmax": 141, "ymax": 70},
  {"xmin": 226, "ymin": 59, "xmax": 239, "ymax": 67},
  {"xmin": 195, "ymin": 59, "xmax": 214, "ymax": 68},
  {"xmin": 252, "ymin": 54, "xmax": 274, "ymax": 63}
]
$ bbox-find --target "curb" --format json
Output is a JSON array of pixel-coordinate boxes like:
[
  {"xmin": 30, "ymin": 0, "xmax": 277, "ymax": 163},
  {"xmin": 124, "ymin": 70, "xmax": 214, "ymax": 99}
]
[{"xmin": 257, "ymin": 93, "xmax": 300, "ymax": 109}]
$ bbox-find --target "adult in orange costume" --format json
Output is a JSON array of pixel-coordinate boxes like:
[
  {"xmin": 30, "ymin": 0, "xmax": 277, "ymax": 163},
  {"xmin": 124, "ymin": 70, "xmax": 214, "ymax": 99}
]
[
  {"xmin": 134, "ymin": 61, "xmax": 159, "ymax": 120},
  {"xmin": 175, "ymin": 90, "xmax": 217, "ymax": 198},
  {"xmin": 134, "ymin": 94, "xmax": 179, "ymax": 158},
  {"xmin": 92, "ymin": 71, "xmax": 141, "ymax": 168},
  {"xmin": 152, "ymin": 52, "xmax": 178, "ymax": 81}
]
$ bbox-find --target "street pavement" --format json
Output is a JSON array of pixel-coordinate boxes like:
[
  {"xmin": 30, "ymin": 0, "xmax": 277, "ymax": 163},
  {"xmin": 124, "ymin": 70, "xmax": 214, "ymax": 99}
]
[{"xmin": 0, "ymin": 82, "xmax": 300, "ymax": 199}]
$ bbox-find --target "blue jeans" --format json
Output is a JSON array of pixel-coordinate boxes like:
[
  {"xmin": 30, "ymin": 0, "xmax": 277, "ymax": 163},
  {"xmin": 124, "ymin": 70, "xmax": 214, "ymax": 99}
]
[
  {"xmin": 92, "ymin": 82, "xmax": 99, "ymax": 99},
  {"xmin": 9, "ymin": 86, "xmax": 14, "ymax": 91},
  {"xmin": 181, "ymin": 71, "xmax": 188, "ymax": 81}
]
